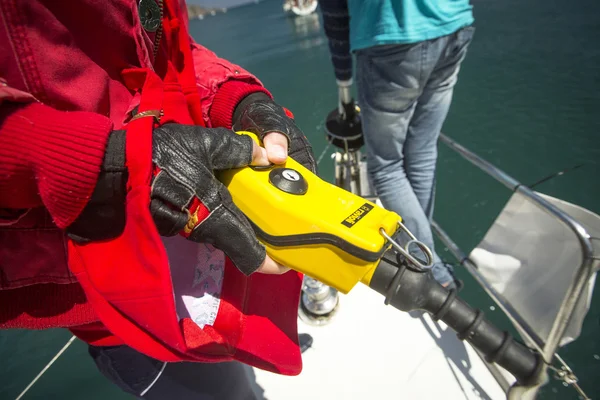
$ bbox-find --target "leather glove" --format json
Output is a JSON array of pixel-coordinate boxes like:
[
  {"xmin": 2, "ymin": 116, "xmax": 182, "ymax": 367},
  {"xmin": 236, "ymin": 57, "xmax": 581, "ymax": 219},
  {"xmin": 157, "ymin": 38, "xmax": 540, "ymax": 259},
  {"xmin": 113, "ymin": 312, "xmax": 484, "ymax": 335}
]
[
  {"xmin": 233, "ymin": 93, "xmax": 317, "ymax": 173},
  {"xmin": 67, "ymin": 125, "xmax": 269, "ymax": 275},
  {"xmin": 67, "ymin": 94, "xmax": 316, "ymax": 276}
]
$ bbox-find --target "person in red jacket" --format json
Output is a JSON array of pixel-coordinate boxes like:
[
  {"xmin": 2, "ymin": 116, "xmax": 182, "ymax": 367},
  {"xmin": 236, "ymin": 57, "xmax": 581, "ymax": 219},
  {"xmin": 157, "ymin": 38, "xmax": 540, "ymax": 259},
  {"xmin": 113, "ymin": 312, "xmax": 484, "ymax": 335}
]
[{"xmin": 0, "ymin": 0, "xmax": 314, "ymax": 398}]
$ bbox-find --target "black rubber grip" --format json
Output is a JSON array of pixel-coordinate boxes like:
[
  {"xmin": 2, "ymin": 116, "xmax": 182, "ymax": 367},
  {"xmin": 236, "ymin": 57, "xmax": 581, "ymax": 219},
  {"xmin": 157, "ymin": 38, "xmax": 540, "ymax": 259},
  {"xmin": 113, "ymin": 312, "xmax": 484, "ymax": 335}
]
[{"xmin": 370, "ymin": 256, "xmax": 543, "ymax": 386}]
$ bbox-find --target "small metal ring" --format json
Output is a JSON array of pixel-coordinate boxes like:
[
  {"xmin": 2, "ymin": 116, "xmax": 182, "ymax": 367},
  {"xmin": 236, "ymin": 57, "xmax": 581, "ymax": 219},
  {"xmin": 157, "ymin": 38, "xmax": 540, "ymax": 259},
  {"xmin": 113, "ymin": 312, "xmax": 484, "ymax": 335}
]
[
  {"xmin": 379, "ymin": 225, "xmax": 433, "ymax": 270},
  {"xmin": 404, "ymin": 239, "xmax": 434, "ymax": 266},
  {"xmin": 397, "ymin": 220, "xmax": 433, "ymax": 265},
  {"xmin": 397, "ymin": 220, "xmax": 418, "ymax": 241}
]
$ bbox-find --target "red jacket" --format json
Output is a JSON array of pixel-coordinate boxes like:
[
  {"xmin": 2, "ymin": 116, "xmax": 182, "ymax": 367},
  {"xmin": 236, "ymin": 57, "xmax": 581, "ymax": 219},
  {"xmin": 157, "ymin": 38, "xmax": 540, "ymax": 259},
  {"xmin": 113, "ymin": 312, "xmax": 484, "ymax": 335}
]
[{"xmin": 0, "ymin": 0, "xmax": 302, "ymax": 375}]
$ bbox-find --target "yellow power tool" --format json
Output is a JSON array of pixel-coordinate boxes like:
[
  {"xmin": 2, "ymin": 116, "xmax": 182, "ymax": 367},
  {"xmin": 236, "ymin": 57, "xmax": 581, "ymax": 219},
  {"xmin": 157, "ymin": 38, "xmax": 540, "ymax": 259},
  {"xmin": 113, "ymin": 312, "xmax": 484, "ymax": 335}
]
[
  {"xmin": 218, "ymin": 131, "xmax": 544, "ymax": 388},
  {"xmin": 218, "ymin": 132, "xmax": 430, "ymax": 293}
]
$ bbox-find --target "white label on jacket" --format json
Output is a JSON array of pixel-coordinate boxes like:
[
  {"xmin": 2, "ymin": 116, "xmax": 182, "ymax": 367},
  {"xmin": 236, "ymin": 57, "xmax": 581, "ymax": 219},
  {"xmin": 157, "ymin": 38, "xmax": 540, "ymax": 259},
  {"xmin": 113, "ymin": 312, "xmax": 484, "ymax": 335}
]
[{"xmin": 163, "ymin": 237, "xmax": 225, "ymax": 328}]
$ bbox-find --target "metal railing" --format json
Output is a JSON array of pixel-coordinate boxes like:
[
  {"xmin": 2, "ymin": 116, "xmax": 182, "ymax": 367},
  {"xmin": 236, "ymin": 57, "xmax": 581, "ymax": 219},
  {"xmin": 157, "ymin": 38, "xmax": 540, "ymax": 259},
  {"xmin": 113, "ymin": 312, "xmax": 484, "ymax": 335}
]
[{"xmin": 432, "ymin": 133, "xmax": 597, "ymax": 399}]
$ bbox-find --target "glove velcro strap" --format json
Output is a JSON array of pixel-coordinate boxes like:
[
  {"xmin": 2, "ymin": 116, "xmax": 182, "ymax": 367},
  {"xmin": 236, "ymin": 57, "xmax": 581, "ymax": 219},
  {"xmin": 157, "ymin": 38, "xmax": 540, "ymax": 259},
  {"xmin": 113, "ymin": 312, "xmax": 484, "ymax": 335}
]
[{"xmin": 181, "ymin": 197, "xmax": 210, "ymax": 238}]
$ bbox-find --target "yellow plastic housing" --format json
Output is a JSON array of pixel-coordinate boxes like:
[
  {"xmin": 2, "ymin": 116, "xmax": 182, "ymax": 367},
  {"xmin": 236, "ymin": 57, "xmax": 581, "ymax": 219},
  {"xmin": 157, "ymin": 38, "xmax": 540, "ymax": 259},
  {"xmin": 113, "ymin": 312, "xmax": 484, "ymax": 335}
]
[{"xmin": 218, "ymin": 132, "xmax": 401, "ymax": 293}]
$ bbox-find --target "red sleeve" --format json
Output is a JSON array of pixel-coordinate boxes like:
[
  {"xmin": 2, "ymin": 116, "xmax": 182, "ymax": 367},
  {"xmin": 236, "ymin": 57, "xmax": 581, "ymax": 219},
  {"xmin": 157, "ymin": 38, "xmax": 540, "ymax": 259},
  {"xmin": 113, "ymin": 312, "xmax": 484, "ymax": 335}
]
[
  {"xmin": 0, "ymin": 102, "xmax": 113, "ymax": 228},
  {"xmin": 189, "ymin": 40, "xmax": 271, "ymax": 128},
  {"xmin": 209, "ymin": 80, "xmax": 271, "ymax": 129}
]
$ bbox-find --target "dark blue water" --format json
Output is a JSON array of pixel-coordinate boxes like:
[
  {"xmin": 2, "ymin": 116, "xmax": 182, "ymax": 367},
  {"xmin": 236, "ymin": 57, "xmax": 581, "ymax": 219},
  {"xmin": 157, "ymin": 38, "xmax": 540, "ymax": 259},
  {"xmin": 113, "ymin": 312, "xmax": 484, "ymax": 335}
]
[{"xmin": 1, "ymin": 0, "xmax": 598, "ymax": 398}]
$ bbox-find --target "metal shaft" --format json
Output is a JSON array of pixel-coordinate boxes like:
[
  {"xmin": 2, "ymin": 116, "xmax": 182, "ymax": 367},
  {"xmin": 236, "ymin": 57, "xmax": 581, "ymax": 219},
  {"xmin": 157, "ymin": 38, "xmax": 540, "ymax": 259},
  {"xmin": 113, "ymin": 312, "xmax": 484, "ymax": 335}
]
[{"xmin": 337, "ymin": 82, "xmax": 352, "ymax": 115}]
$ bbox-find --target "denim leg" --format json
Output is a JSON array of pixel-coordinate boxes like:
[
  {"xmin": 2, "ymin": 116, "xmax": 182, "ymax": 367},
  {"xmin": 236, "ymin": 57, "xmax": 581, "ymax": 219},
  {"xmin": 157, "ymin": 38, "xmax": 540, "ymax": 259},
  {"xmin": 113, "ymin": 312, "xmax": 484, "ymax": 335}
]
[
  {"xmin": 88, "ymin": 345, "xmax": 165, "ymax": 396},
  {"xmin": 357, "ymin": 42, "xmax": 447, "ymax": 281},
  {"xmin": 89, "ymin": 345, "xmax": 264, "ymax": 400},
  {"xmin": 357, "ymin": 28, "xmax": 474, "ymax": 285},
  {"xmin": 404, "ymin": 27, "xmax": 475, "ymax": 283},
  {"xmin": 405, "ymin": 27, "xmax": 475, "ymax": 217}
]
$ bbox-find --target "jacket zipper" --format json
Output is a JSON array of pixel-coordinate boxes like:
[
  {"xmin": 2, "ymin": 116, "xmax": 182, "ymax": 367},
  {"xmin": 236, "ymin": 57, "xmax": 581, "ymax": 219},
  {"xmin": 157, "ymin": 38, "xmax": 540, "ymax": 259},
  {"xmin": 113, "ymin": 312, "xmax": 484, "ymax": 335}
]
[{"xmin": 153, "ymin": 0, "xmax": 164, "ymax": 60}]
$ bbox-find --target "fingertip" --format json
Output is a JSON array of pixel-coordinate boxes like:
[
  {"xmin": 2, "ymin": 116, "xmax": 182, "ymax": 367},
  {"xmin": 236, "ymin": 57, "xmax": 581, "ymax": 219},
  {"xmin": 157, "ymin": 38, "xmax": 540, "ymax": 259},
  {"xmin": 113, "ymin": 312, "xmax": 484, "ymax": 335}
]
[
  {"xmin": 257, "ymin": 255, "xmax": 290, "ymax": 275},
  {"xmin": 263, "ymin": 132, "xmax": 289, "ymax": 164},
  {"xmin": 268, "ymin": 145, "xmax": 287, "ymax": 164}
]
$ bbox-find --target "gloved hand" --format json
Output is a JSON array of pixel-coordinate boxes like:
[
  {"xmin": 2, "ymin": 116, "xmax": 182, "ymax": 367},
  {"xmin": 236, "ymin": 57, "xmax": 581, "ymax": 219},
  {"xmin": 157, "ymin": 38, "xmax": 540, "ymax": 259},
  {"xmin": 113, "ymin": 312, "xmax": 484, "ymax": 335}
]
[
  {"xmin": 67, "ymin": 95, "xmax": 316, "ymax": 276},
  {"xmin": 67, "ymin": 125, "xmax": 284, "ymax": 275},
  {"xmin": 233, "ymin": 93, "xmax": 317, "ymax": 173},
  {"xmin": 150, "ymin": 125, "xmax": 281, "ymax": 275}
]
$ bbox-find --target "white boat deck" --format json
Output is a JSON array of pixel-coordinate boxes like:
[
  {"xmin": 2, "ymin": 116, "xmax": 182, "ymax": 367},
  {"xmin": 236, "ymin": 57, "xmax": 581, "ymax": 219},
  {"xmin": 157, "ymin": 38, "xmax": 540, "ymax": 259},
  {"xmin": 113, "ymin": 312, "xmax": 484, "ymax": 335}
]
[{"xmin": 254, "ymin": 283, "xmax": 507, "ymax": 400}]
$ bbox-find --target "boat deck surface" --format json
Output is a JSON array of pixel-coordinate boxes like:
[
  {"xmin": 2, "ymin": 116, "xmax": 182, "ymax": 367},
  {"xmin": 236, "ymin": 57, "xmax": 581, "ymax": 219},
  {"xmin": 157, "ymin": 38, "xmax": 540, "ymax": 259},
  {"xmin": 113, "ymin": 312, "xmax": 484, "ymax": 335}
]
[{"xmin": 254, "ymin": 283, "xmax": 506, "ymax": 400}]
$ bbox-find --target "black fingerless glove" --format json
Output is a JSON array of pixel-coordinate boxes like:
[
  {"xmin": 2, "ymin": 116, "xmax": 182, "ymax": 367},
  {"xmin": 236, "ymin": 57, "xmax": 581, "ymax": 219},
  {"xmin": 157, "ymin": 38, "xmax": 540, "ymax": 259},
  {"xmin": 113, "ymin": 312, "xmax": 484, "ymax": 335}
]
[
  {"xmin": 67, "ymin": 125, "xmax": 267, "ymax": 275},
  {"xmin": 232, "ymin": 94, "xmax": 317, "ymax": 173},
  {"xmin": 149, "ymin": 125, "xmax": 265, "ymax": 275},
  {"xmin": 67, "ymin": 130, "xmax": 128, "ymax": 243},
  {"xmin": 68, "ymin": 95, "xmax": 317, "ymax": 276}
]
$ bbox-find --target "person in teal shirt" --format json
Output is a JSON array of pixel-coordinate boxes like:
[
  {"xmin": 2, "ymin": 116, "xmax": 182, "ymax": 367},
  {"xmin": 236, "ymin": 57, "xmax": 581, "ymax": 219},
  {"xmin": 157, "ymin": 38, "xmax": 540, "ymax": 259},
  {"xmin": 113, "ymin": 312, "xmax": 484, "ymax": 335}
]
[
  {"xmin": 349, "ymin": 0, "xmax": 474, "ymax": 50},
  {"xmin": 320, "ymin": 0, "xmax": 475, "ymax": 288}
]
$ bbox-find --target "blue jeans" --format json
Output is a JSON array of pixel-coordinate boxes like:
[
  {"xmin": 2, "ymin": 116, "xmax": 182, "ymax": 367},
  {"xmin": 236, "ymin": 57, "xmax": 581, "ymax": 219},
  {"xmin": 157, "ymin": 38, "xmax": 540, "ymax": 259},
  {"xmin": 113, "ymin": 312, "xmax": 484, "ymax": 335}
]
[
  {"xmin": 89, "ymin": 345, "xmax": 264, "ymax": 399},
  {"xmin": 357, "ymin": 26, "xmax": 475, "ymax": 285}
]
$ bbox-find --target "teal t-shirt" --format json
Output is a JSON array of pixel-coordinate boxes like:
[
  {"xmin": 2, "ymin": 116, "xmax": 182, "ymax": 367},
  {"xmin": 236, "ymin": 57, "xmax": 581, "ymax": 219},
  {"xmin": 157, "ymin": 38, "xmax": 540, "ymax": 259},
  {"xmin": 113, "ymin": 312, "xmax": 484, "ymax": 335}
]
[{"xmin": 347, "ymin": 0, "xmax": 474, "ymax": 51}]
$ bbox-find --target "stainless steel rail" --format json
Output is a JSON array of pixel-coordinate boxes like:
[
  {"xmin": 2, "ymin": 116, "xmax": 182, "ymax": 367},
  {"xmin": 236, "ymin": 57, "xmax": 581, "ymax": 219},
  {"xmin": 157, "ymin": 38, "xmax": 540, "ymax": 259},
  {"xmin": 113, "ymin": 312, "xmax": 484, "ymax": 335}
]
[{"xmin": 433, "ymin": 133, "xmax": 596, "ymax": 398}]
